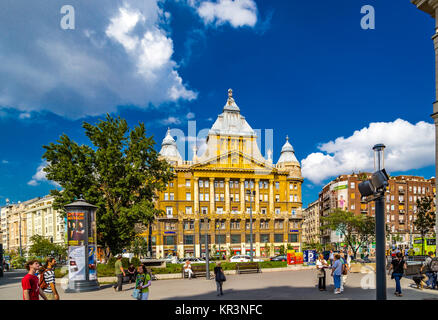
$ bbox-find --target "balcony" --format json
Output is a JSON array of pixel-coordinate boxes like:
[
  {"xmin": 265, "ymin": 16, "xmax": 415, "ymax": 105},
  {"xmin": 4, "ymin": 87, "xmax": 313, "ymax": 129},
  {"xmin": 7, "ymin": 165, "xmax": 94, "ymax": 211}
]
[
  {"xmin": 398, "ymin": 189, "xmax": 405, "ymax": 195},
  {"xmin": 399, "ymin": 210, "xmax": 405, "ymax": 214}
]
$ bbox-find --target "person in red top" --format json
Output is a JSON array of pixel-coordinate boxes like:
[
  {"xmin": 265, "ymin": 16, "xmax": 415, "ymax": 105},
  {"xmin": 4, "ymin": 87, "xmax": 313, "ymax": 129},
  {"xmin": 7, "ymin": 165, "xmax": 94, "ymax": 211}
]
[{"xmin": 22, "ymin": 260, "xmax": 48, "ymax": 300}]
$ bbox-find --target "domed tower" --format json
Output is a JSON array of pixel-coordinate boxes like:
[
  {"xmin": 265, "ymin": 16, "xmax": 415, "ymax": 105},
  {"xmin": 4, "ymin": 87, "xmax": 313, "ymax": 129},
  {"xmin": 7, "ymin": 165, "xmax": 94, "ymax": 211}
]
[
  {"xmin": 277, "ymin": 135, "xmax": 302, "ymax": 178},
  {"xmin": 159, "ymin": 128, "xmax": 182, "ymax": 165}
]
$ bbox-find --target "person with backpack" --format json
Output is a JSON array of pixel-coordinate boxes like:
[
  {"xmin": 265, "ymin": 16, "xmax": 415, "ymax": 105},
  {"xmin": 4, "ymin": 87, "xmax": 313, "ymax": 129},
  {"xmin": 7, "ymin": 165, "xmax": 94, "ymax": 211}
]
[
  {"xmin": 388, "ymin": 252, "xmax": 407, "ymax": 297},
  {"xmin": 22, "ymin": 260, "xmax": 48, "ymax": 300},
  {"xmin": 340, "ymin": 253, "xmax": 349, "ymax": 292},
  {"xmin": 420, "ymin": 251, "xmax": 437, "ymax": 289},
  {"xmin": 39, "ymin": 257, "xmax": 60, "ymax": 300},
  {"xmin": 214, "ymin": 262, "xmax": 226, "ymax": 296},
  {"xmin": 132, "ymin": 265, "xmax": 151, "ymax": 300}
]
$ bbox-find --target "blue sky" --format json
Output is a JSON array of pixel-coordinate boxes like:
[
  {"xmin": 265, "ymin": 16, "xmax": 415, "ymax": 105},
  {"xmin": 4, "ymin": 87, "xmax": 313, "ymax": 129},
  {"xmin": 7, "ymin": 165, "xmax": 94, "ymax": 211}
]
[{"xmin": 0, "ymin": 0, "xmax": 436, "ymax": 208}]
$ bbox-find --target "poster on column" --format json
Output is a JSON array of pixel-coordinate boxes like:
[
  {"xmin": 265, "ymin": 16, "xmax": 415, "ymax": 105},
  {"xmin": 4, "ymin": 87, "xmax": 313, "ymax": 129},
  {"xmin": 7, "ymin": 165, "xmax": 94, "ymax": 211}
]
[
  {"xmin": 88, "ymin": 245, "xmax": 97, "ymax": 280},
  {"xmin": 68, "ymin": 246, "xmax": 86, "ymax": 281},
  {"xmin": 67, "ymin": 212, "xmax": 86, "ymax": 246}
]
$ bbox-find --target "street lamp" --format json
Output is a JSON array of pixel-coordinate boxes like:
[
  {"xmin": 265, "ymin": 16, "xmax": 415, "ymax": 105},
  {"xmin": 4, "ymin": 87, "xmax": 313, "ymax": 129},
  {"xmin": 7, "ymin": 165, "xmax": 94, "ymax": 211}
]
[
  {"xmin": 358, "ymin": 144, "xmax": 389, "ymax": 301},
  {"xmin": 204, "ymin": 216, "xmax": 210, "ymax": 280},
  {"xmin": 246, "ymin": 189, "xmax": 256, "ymax": 262}
]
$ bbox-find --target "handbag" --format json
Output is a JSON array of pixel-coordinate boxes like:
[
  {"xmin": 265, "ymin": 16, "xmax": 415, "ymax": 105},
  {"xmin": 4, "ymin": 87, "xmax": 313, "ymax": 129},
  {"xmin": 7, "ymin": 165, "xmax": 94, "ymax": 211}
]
[
  {"xmin": 317, "ymin": 269, "xmax": 325, "ymax": 278},
  {"xmin": 132, "ymin": 288, "xmax": 142, "ymax": 300},
  {"xmin": 218, "ymin": 271, "xmax": 226, "ymax": 282}
]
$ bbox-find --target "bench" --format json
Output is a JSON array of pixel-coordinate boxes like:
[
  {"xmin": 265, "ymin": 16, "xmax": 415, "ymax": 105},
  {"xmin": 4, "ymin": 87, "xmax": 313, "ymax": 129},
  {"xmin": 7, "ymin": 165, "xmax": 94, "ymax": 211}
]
[
  {"xmin": 236, "ymin": 262, "xmax": 261, "ymax": 274},
  {"xmin": 182, "ymin": 265, "xmax": 212, "ymax": 278}
]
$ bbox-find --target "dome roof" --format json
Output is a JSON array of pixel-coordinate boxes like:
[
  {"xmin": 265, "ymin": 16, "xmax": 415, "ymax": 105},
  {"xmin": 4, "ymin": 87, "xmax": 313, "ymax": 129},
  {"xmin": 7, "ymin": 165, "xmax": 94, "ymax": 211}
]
[
  {"xmin": 159, "ymin": 128, "xmax": 182, "ymax": 160},
  {"xmin": 277, "ymin": 136, "xmax": 299, "ymax": 164}
]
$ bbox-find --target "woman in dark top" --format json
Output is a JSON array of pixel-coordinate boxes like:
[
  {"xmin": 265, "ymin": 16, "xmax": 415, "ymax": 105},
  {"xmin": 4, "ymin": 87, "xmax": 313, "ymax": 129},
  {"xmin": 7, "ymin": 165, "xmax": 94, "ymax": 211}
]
[
  {"xmin": 388, "ymin": 252, "xmax": 407, "ymax": 296},
  {"xmin": 214, "ymin": 262, "xmax": 225, "ymax": 296},
  {"xmin": 127, "ymin": 264, "xmax": 137, "ymax": 283}
]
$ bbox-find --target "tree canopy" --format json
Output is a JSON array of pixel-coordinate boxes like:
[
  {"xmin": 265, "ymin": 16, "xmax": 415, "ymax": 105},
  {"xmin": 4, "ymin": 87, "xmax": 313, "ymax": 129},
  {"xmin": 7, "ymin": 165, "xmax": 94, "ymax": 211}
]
[
  {"xmin": 42, "ymin": 114, "xmax": 174, "ymax": 255},
  {"xmin": 413, "ymin": 196, "xmax": 435, "ymax": 255}
]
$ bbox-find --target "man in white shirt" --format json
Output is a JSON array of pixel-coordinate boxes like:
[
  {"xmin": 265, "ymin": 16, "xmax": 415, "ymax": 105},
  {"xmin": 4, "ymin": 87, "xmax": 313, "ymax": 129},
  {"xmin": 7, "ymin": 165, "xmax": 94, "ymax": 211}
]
[{"xmin": 184, "ymin": 260, "xmax": 194, "ymax": 279}]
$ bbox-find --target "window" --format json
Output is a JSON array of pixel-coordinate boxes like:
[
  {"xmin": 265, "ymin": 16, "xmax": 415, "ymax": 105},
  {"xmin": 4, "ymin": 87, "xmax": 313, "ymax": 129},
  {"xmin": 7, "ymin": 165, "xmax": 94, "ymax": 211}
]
[
  {"xmin": 164, "ymin": 193, "xmax": 169, "ymax": 201},
  {"xmin": 264, "ymin": 194, "xmax": 268, "ymax": 202},
  {"xmin": 231, "ymin": 207, "xmax": 238, "ymax": 214},
  {"xmin": 264, "ymin": 181, "xmax": 268, "ymax": 189},
  {"xmin": 391, "ymin": 195, "xmax": 394, "ymax": 201},
  {"xmin": 215, "ymin": 194, "xmax": 220, "ymax": 201},
  {"xmin": 275, "ymin": 194, "xmax": 280, "ymax": 202},
  {"xmin": 184, "ymin": 235, "xmax": 194, "ymax": 244},
  {"xmin": 220, "ymin": 193, "xmax": 224, "ymax": 201},
  {"xmin": 260, "ymin": 220, "xmax": 270, "ymax": 229},
  {"xmin": 205, "ymin": 193, "xmax": 209, "ymax": 201},
  {"xmin": 289, "ymin": 183, "xmax": 293, "ymax": 190},
  {"xmin": 261, "ymin": 208, "xmax": 267, "ymax": 214},
  {"xmin": 205, "ymin": 180, "xmax": 209, "ymax": 188},
  {"xmin": 170, "ymin": 193, "xmax": 174, "ymax": 200},
  {"xmin": 245, "ymin": 234, "xmax": 255, "ymax": 243},
  {"xmin": 200, "ymin": 235, "xmax": 212, "ymax": 243},
  {"xmin": 201, "ymin": 207, "xmax": 208, "ymax": 215},
  {"xmin": 166, "ymin": 207, "xmax": 173, "ymax": 217},
  {"xmin": 274, "ymin": 220, "xmax": 284, "ymax": 229},
  {"xmin": 288, "ymin": 234, "xmax": 298, "ymax": 243},
  {"xmin": 260, "ymin": 234, "xmax": 270, "ymax": 243},
  {"xmin": 231, "ymin": 234, "xmax": 241, "ymax": 244},
  {"xmin": 274, "ymin": 234, "xmax": 283, "ymax": 243},
  {"xmin": 259, "ymin": 181, "xmax": 263, "ymax": 189},
  {"xmin": 215, "ymin": 181, "xmax": 219, "ymax": 188},
  {"xmin": 199, "ymin": 193, "xmax": 204, "ymax": 201},
  {"xmin": 216, "ymin": 235, "xmax": 226, "ymax": 244},
  {"xmin": 185, "ymin": 207, "xmax": 192, "ymax": 215},
  {"xmin": 235, "ymin": 194, "xmax": 239, "ymax": 202},
  {"xmin": 186, "ymin": 193, "xmax": 191, "ymax": 201},
  {"xmin": 220, "ymin": 181, "xmax": 224, "ymax": 188},
  {"xmin": 231, "ymin": 220, "xmax": 240, "ymax": 229},
  {"xmin": 275, "ymin": 208, "xmax": 280, "ymax": 215},
  {"xmin": 199, "ymin": 180, "xmax": 204, "ymax": 188},
  {"xmin": 217, "ymin": 207, "xmax": 223, "ymax": 214},
  {"xmin": 391, "ymin": 205, "xmax": 394, "ymax": 211},
  {"xmin": 351, "ymin": 204, "xmax": 355, "ymax": 210},
  {"xmin": 350, "ymin": 182, "xmax": 355, "ymax": 189},
  {"xmin": 245, "ymin": 180, "xmax": 248, "ymax": 188},
  {"xmin": 186, "ymin": 180, "xmax": 191, "ymax": 187},
  {"xmin": 413, "ymin": 186, "xmax": 417, "ymax": 194},
  {"xmin": 164, "ymin": 236, "xmax": 175, "ymax": 245},
  {"xmin": 291, "ymin": 209, "xmax": 296, "ymax": 216},
  {"xmin": 290, "ymin": 195, "xmax": 293, "ymax": 202},
  {"xmin": 245, "ymin": 220, "xmax": 255, "ymax": 230},
  {"xmin": 275, "ymin": 182, "xmax": 280, "ymax": 189}
]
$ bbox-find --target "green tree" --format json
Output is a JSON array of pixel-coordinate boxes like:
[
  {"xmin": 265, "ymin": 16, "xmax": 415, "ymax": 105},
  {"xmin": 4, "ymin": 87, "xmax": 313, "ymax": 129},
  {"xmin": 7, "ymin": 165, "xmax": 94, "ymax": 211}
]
[
  {"xmin": 42, "ymin": 114, "xmax": 174, "ymax": 256},
  {"xmin": 131, "ymin": 236, "xmax": 149, "ymax": 258},
  {"xmin": 28, "ymin": 235, "xmax": 59, "ymax": 258},
  {"xmin": 413, "ymin": 196, "xmax": 435, "ymax": 255},
  {"xmin": 321, "ymin": 209, "xmax": 375, "ymax": 259}
]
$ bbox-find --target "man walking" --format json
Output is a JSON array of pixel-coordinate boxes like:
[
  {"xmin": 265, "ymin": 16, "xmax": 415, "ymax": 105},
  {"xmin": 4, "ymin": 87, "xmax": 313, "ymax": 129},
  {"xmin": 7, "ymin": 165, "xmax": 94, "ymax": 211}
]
[
  {"xmin": 113, "ymin": 255, "xmax": 125, "ymax": 292},
  {"xmin": 22, "ymin": 260, "xmax": 48, "ymax": 300},
  {"xmin": 420, "ymin": 251, "xmax": 437, "ymax": 289},
  {"xmin": 41, "ymin": 257, "xmax": 59, "ymax": 300},
  {"xmin": 329, "ymin": 250, "xmax": 334, "ymax": 266}
]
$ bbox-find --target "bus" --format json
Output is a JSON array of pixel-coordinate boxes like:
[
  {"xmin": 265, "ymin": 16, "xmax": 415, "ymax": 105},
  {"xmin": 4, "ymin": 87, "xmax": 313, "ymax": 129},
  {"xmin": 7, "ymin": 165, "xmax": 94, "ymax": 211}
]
[{"xmin": 413, "ymin": 237, "xmax": 436, "ymax": 256}]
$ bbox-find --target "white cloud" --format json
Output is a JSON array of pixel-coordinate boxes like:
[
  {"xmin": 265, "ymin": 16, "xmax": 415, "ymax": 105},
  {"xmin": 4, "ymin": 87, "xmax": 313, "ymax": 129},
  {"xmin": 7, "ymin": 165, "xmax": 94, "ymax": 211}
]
[
  {"xmin": 27, "ymin": 161, "xmax": 60, "ymax": 187},
  {"xmin": 1, "ymin": 160, "xmax": 8, "ymax": 164},
  {"xmin": 186, "ymin": 112, "xmax": 196, "ymax": 119},
  {"xmin": 161, "ymin": 116, "xmax": 182, "ymax": 125},
  {"xmin": 0, "ymin": 1, "xmax": 196, "ymax": 119},
  {"xmin": 195, "ymin": 0, "xmax": 258, "ymax": 28},
  {"xmin": 301, "ymin": 119, "xmax": 435, "ymax": 185}
]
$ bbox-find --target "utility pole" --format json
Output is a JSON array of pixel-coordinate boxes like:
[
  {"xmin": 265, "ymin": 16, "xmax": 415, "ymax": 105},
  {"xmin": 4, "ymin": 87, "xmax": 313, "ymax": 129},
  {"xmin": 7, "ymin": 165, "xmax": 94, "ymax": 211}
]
[
  {"xmin": 204, "ymin": 217, "xmax": 210, "ymax": 280},
  {"xmin": 247, "ymin": 188, "xmax": 255, "ymax": 262},
  {"xmin": 19, "ymin": 210, "xmax": 22, "ymax": 257}
]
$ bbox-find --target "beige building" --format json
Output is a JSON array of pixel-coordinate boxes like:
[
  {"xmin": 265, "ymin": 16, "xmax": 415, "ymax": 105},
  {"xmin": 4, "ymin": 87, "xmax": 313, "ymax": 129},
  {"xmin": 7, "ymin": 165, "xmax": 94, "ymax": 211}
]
[
  {"xmin": 0, "ymin": 196, "xmax": 65, "ymax": 255},
  {"xmin": 303, "ymin": 200, "xmax": 320, "ymax": 244}
]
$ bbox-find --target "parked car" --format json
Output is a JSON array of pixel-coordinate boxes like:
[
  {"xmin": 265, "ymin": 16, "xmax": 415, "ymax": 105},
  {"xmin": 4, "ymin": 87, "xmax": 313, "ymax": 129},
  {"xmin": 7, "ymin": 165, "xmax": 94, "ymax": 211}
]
[
  {"xmin": 178, "ymin": 257, "xmax": 206, "ymax": 264},
  {"xmin": 270, "ymin": 254, "xmax": 287, "ymax": 262},
  {"xmin": 163, "ymin": 255, "xmax": 179, "ymax": 264},
  {"xmin": 229, "ymin": 255, "xmax": 263, "ymax": 263}
]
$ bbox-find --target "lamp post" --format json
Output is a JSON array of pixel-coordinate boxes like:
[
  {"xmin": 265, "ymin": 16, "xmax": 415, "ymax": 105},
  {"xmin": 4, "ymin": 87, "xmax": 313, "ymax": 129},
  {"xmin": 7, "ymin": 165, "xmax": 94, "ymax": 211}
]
[
  {"xmin": 204, "ymin": 216, "xmax": 210, "ymax": 280},
  {"xmin": 246, "ymin": 188, "xmax": 255, "ymax": 262}
]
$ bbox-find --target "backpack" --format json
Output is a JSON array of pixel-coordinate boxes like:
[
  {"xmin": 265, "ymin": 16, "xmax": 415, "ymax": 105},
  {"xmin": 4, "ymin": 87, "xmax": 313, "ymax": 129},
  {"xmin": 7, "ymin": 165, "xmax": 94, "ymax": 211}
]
[
  {"xmin": 39, "ymin": 269, "xmax": 48, "ymax": 290},
  {"xmin": 429, "ymin": 258, "xmax": 438, "ymax": 272}
]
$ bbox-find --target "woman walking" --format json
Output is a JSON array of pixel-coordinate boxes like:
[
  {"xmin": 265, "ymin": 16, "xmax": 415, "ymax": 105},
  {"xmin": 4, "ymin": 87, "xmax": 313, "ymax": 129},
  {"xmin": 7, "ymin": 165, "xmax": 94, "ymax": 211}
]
[
  {"xmin": 214, "ymin": 262, "xmax": 226, "ymax": 296},
  {"xmin": 133, "ymin": 265, "xmax": 151, "ymax": 300},
  {"xmin": 388, "ymin": 252, "xmax": 407, "ymax": 297},
  {"xmin": 316, "ymin": 254, "xmax": 328, "ymax": 291},
  {"xmin": 331, "ymin": 254, "xmax": 343, "ymax": 294}
]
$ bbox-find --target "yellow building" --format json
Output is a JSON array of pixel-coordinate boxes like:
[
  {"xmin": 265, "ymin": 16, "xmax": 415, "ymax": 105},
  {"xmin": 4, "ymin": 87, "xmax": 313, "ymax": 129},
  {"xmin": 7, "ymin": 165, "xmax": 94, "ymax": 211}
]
[{"xmin": 149, "ymin": 89, "xmax": 303, "ymax": 259}]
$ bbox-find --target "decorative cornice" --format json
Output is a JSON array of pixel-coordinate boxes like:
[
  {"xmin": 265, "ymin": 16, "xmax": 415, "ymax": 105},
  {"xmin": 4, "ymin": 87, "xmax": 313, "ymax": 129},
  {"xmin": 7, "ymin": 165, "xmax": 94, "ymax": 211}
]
[{"xmin": 412, "ymin": 0, "xmax": 438, "ymax": 17}]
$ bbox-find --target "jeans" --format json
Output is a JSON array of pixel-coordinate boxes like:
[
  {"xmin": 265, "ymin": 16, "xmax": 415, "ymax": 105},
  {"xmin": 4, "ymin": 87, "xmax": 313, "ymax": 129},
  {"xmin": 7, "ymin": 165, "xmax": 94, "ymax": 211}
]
[
  {"xmin": 333, "ymin": 275, "xmax": 341, "ymax": 290},
  {"xmin": 216, "ymin": 281, "xmax": 223, "ymax": 295},
  {"xmin": 114, "ymin": 274, "xmax": 123, "ymax": 291},
  {"xmin": 140, "ymin": 291, "xmax": 149, "ymax": 300},
  {"xmin": 425, "ymin": 272, "xmax": 437, "ymax": 288},
  {"xmin": 392, "ymin": 273, "xmax": 403, "ymax": 294}
]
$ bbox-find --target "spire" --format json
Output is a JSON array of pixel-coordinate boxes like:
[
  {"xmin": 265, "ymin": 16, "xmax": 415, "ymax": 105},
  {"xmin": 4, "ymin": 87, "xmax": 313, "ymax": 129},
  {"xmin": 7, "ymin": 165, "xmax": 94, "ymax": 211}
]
[
  {"xmin": 223, "ymin": 88, "xmax": 240, "ymax": 112},
  {"xmin": 159, "ymin": 128, "xmax": 182, "ymax": 161}
]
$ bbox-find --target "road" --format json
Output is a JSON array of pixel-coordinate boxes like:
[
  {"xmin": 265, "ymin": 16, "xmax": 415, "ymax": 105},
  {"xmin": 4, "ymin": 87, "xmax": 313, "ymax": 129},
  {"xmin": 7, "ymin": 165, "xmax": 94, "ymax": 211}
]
[{"xmin": 1, "ymin": 268, "xmax": 438, "ymax": 300}]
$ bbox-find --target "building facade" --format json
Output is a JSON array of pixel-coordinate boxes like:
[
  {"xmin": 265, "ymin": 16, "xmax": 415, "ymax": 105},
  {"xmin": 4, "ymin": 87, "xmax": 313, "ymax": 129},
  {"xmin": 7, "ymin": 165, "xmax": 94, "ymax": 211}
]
[
  {"xmin": 302, "ymin": 200, "xmax": 320, "ymax": 244},
  {"xmin": 316, "ymin": 173, "xmax": 436, "ymax": 249},
  {"xmin": 146, "ymin": 89, "xmax": 304, "ymax": 259},
  {"xmin": 0, "ymin": 196, "xmax": 65, "ymax": 254}
]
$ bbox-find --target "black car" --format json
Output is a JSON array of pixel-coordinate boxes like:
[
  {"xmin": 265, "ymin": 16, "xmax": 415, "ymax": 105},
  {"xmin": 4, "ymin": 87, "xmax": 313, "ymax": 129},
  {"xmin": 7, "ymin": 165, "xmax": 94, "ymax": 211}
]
[{"xmin": 270, "ymin": 254, "xmax": 287, "ymax": 262}]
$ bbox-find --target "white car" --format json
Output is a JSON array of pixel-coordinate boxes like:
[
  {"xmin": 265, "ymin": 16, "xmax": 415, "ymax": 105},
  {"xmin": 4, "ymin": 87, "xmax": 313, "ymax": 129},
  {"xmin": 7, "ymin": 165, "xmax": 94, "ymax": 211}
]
[{"xmin": 229, "ymin": 255, "xmax": 263, "ymax": 263}]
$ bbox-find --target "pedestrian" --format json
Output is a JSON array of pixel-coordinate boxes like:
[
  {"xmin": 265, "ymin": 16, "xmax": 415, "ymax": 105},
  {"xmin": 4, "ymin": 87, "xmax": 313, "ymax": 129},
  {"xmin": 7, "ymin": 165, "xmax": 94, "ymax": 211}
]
[
  {"xmin": 127, "ymin": 264, "xmax": 136, "ymax": 284},
  {"xmin": 40, "ymin": 257, "xmax": 60, "ymax": 300},
  {"xmin": 22, "ymin": 260, "xmax": 48, "ymax": 300},
  {"xmin": 329, "ymin": 250, "xmax": 334, "ymax": 266},
  {"xmin": 183, "ymin": 260, "xmax": 194, "ymax": 279},
  {"xmin": 388, "ymin": 252, "xmax": 407, "ymax": 297},
  {"xmin": 214, "ymin": 262, "xmax": 226, "ymax": 296},
  {"xmin": 316, "ymin": 254, "xmax": 328, "ymax": 291},
  {"xmin": 420, "ymin": 251, "xmax": 437, "ymax": 290},
  {"xmin": 339, "ymin": 253, "xmax": 349, "ymax": 292},
  {"xmin": 330, "ymin": 254, "xmax": 343, "ymax": 294},
  {"xmin": 113, "ymin": 255, "xmax": 125, "ymax": 292},
  {"xmin": 133, "ymin": 265, "xmax": 151, "ymax": 300}
]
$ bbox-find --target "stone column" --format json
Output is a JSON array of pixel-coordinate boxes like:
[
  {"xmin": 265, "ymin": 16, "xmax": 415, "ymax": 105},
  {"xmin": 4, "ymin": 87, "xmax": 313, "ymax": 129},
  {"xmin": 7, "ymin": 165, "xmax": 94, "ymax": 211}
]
[
  {"xmin": 194, "ymin": 177, "xmax": 199, "ymax": 215},
  {"xmin": 240, "ymin": 178, "xmax": 245, "ymax": 214},
  {"xmin": 210, "ymin": 178, "xmax": 215, "ymax": 215},
  {"xmin": 225, "ymin": 177, "xmax": 230, "ymax": 213},
  {"xmin": 269, "ymin": 179, "xmax": 274, "ymax": 214},
  {"xmin": 255, "ymin": 178, "xmax": 260, "ymax": 213}
]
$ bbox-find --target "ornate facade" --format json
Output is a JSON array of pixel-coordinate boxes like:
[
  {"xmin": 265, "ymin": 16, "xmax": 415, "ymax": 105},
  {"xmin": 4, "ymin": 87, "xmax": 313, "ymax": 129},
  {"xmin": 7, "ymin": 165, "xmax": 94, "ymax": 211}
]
[{"xmin": 147, "ymin": 89, "xmax": 303, "ymax": 259}]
